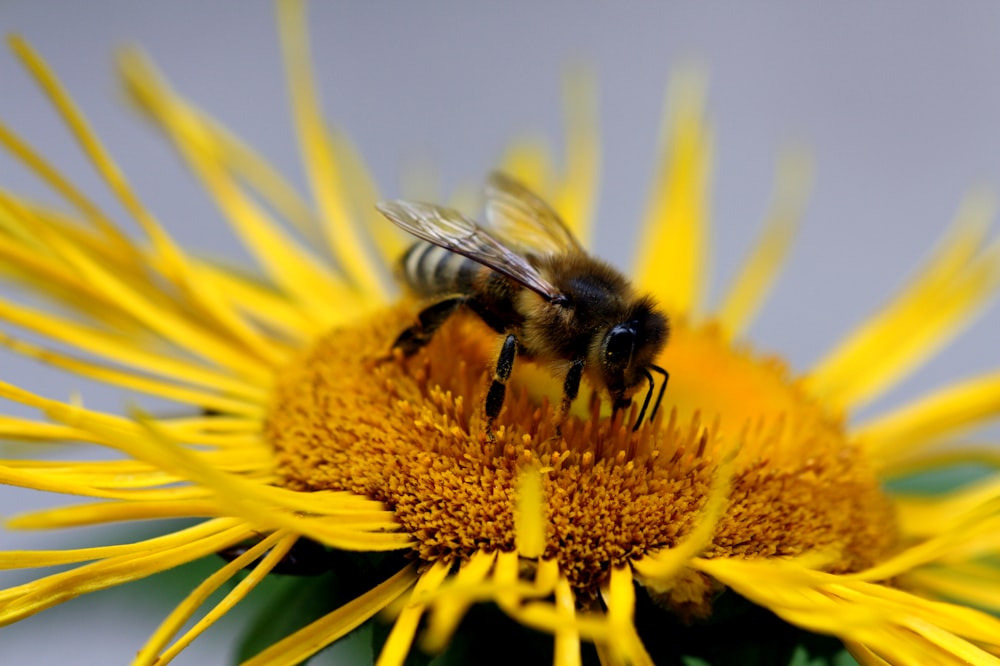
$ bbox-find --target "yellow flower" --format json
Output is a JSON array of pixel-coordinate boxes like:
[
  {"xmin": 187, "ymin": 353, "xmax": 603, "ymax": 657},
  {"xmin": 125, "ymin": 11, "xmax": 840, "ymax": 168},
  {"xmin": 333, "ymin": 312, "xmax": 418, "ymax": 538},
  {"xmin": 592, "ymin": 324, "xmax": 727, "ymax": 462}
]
[{"xmin": 3, "ymin": 1, "xmax": 1000, "ymax": 665}]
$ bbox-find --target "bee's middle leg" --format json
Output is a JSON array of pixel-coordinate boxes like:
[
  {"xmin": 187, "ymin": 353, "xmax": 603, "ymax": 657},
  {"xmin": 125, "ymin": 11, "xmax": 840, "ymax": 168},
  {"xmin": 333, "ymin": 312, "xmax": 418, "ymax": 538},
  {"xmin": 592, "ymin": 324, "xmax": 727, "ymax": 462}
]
[
  {"xmin": 484, "ymin": 333, "xmax": 517, "ymax": 441},
  {"xmin": 554, "ymin": 358, "xmax": 585, "ymax": 437}
]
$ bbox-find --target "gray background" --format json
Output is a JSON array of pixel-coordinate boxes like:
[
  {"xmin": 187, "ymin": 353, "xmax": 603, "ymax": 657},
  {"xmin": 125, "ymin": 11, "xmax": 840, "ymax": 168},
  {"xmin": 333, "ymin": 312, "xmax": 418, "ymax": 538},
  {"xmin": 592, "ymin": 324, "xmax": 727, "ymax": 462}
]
[{"xmin": 2, "ymin": 1, "xmax": 1000, "ymax": 663}]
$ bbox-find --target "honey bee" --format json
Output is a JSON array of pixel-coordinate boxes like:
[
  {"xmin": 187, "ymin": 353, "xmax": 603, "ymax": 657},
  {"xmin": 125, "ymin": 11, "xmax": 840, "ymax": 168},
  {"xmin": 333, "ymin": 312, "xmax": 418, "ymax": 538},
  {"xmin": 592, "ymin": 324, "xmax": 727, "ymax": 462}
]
[{"xmin": 377, "ymin": 172, "xmax": 669, "ymax": 439}]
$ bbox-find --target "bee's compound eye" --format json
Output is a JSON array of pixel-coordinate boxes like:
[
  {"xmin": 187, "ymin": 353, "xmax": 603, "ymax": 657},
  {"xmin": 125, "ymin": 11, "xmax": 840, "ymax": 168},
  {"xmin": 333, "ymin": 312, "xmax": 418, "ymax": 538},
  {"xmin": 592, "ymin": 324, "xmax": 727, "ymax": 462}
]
[{"xmin": 603, "ymin": 323, "xmax": 637, "ymax": 368}]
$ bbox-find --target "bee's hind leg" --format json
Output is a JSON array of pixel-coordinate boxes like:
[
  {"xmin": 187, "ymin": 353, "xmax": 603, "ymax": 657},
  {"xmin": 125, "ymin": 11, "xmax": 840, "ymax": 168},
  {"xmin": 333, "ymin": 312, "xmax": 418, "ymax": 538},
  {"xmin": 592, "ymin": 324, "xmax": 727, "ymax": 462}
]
[
  {"xmin": 390, "ymin": 296, "xmax": 467, "ymax": 356},
  {"xmin": 484, "ymin": 333, "xmax": 518, "ymax": 442}
]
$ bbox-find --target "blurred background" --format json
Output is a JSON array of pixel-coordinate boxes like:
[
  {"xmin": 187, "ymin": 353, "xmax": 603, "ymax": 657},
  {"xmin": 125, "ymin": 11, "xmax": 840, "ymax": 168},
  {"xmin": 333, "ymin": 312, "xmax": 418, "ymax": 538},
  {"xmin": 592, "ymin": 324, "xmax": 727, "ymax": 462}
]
[{"xmin": 2, "ymin": 1, "xmax": 1000, "ymax": 663}]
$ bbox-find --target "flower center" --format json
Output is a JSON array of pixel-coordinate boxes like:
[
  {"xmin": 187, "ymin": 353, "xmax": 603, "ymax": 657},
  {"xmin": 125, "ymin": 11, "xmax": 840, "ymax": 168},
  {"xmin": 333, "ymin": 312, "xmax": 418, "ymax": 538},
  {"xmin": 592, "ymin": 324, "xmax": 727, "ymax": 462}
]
[{"xmin": 267, "ymin": 303, "xmax": 897, "ymax": 597}]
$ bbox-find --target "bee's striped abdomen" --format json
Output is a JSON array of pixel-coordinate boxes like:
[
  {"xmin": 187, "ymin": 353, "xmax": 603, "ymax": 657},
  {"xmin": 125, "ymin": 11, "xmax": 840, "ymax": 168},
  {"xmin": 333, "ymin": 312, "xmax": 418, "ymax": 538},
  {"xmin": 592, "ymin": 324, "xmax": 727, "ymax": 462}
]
[{"xmin": 400, "ymin": 242, "xmax": 480, "ymax": 297}]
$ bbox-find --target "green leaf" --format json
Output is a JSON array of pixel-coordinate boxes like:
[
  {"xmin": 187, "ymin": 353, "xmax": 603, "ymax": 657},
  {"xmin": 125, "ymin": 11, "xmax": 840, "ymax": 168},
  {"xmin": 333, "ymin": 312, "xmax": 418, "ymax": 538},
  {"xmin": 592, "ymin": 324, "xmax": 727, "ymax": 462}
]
[{"xmin": 886, "ymin": 462, "xmax": 994, "ymax": 495}]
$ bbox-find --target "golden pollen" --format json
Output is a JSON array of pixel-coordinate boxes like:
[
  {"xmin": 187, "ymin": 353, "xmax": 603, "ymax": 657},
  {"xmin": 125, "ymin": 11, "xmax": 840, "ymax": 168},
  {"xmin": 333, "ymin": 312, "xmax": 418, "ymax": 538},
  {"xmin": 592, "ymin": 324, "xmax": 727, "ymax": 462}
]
[{"xmin": 268, "ymin": 303, "xmax": 898, "ymax": 607}]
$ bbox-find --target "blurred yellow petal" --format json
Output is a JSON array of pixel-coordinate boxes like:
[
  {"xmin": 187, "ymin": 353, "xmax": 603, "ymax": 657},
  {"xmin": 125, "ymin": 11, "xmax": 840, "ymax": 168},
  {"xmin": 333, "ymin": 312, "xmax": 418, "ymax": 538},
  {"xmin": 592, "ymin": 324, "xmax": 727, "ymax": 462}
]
[
  {"xmin": 514, "ymin": 464, "xmax": 546, "ymax": 559},
  {"xmin": 0, "ymin": 519, "xmax": 253, "ymax": 626},
  {"xmin": 634, "ymin": 67, "xmax": 712, "ymax": 317},
  {"xmin": 276, "ymin": 0, "xmax": 389, "ymax": 298},
  {"xmin": 808, "ymin": 191, "xmax": 1000, "ymax": 411},
  {"xmin": 856, "ymin": 369, "xmax": 1000, "ymax": 470},
  {"xmin": 376, "ymin": 560, "xmax": 451, "ymax": 666},
  {"xmin": 716, "ymin": 147, "xmax": 811, "ymax": 338}
]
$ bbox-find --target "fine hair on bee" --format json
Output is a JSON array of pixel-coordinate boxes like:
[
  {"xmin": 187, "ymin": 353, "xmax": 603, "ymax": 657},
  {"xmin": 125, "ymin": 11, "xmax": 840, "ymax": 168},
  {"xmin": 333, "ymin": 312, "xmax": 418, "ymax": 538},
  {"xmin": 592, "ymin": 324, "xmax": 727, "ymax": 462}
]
[{"xmin": 377, "ymin": 172, "xmax": 669, "ymax": 440}]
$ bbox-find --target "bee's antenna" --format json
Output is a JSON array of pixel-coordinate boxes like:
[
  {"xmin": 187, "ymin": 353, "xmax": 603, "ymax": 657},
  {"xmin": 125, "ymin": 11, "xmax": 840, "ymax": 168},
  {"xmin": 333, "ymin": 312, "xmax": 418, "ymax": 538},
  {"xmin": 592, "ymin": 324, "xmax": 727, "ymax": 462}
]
[{"xmin": 633, "ymin": 365, "xmax": 670, "ymax": 432}]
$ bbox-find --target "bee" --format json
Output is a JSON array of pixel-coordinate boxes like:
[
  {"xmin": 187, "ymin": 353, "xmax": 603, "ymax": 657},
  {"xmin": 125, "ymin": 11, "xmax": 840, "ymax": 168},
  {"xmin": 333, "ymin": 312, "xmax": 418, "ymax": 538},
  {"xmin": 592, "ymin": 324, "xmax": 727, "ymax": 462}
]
[{"xmin": 377, "ymin": 172, "xmax": 669, "ymax": 439}]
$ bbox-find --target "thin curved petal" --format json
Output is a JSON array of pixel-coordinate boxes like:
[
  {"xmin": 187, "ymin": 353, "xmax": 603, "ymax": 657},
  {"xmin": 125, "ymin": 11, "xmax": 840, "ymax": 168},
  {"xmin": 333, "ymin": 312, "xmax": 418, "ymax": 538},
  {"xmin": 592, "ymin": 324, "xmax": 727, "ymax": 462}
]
[
  {"xmin": 716, "ymin": 148, "xmax": 811, "ymax": 338},
  {"xmin": 634, "ymin": 67, "xmax": 712, "ymax": 317},
  {"xmin": 240, "ymin": 563, "xmax": 418, "ymax": 666},
  {"xmin": 808, "ymin": 192, "xmax": 1000, "ymax": 411}
]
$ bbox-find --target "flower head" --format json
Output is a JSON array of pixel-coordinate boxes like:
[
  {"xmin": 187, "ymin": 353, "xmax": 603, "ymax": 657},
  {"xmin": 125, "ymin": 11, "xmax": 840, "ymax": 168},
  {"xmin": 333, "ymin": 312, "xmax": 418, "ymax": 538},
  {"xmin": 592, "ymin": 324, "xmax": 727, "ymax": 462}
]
[{"xmin": 3, "ymin": 2, "xmax": 1000, "ymax": 665}]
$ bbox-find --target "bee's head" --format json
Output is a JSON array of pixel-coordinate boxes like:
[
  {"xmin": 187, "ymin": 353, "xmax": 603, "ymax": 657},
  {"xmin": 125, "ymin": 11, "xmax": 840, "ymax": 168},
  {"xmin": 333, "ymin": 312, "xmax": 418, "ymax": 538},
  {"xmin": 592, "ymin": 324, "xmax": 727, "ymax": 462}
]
[{"xmin": 598, "ymin": 297, "xmax": 669, "ymax": 405}]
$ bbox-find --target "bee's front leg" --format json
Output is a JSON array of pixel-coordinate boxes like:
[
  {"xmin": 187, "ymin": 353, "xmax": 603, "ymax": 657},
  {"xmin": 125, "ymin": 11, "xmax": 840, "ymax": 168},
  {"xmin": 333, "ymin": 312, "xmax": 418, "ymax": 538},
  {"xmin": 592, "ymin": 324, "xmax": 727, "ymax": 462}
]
[
  {"xmin": 611, "ymin": 397, "xmax": 633, "ymax": 428},
  {"xmin": 484, "ymin": 333, "xmax": 518, "ymax": 441},
  {"xmin": 554, "ymin": 358, "xmax": 585, "ymax": 438}
]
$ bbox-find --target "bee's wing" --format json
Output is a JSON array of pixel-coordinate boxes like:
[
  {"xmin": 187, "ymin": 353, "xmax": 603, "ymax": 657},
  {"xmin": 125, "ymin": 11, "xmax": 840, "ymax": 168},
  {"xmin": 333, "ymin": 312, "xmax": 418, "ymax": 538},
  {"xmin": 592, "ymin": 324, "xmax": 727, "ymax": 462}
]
[
  {"xmin": 483, "ymin": 172, "xmax": 583, "ymax": 256},
  {"xmin": 377, "ymin": 200, "xmax": 564, "ymax": 301}
]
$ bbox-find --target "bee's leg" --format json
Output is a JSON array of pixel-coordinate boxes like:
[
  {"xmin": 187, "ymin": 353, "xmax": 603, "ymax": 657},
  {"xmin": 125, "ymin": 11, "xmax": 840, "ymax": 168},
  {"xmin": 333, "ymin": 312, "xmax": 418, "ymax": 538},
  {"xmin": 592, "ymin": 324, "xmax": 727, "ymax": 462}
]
[
  {"xmin": 629, "ymin": 365, "xmax": 670, "ymax": 431},
  {"xmin": 484, "ymin": 333, "xmax": 517, "ymax": 441},
  {"xmin": 611, "ymin": 397, "xmax": 633, "ymax": 427},
  {"xmin": 554, "ymin": 358, "xmax": 586, "ymax": 437},
  {"xmin": 391, "ymin": 296, "xmax": 467, "ymax": 356}
]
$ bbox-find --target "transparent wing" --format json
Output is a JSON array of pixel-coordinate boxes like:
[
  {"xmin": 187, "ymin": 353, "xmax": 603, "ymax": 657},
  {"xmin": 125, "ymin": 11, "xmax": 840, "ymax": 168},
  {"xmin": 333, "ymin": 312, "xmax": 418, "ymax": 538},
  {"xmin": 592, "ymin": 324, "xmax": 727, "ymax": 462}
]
[
  {"xmin": 377, "ymin": 200, "xmax": 563, "ymax": 301},
  {"xmin": 483, "ymin": 171, "xmax": 583, "ymax": 256}
]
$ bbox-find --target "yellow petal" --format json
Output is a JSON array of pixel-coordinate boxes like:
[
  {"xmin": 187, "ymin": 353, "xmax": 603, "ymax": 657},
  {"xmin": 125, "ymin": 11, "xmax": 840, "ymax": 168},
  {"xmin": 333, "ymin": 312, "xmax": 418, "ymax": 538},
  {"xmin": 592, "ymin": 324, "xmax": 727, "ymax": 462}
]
[
  {"xmin": 6, "ymin": 499, "xmax": 220, "ymax": 531},
  {"xmin": 0, "ymin": 519, "xmax": 253, "ymax": 626},
  {"xmin": 695, "ymin": 557, "xmax": 1000, "ymax": 663},
  {"xmin": 241, "ymin": 564, "xmax": 418, "ymax": 666},
  {"xmin": 139, "ymin": 532, "xmax": 297, "ymax": 665},
  {"xmin": 421, "ymin": 550, "xmax": 497, "ymax": 653},
  {"xmin": 600, "ymin": 566, "xmax": 653, "ymax": 666},
  {"xmin": 0, "ymin": 518, "xmax": 241, "ymax": 569},
  {"xmin": 552, "ymin": 67, "xmax": 599, "ymax": 246},
  {"xmin": 553, "ymin": 576, "xmax": 584, "ymax": 666},
  {"xmin": 903, "ymin": 564, "xmax": 1000, "ymax": 616},
  {"xmin": 514, "ymin": 464, "xmax": 546, "ymax": 559},
  {"xmin": 808, "ymin": 191, "xmax": 1000, "ymax": 411},
  {"xmin": 0, "ymin": 331, "xmax": 265, "ymax": 417},
  {"xmin": 119, "ymin": 52, "xmax": 358, "ymax": 326},
  {"xmin": 634, "ymin": 67, "xmax": 712, "ymax": 318},
  {"xmin": 716, "ymin": 147, "xmax": 811, "ymax": 338},
  {"xmin": 375, "ymin": 560, "xmax": 451, "ymax": 666},
  {"xmin": 855, "ymin": 369, "xmax": 1000, "ymax": 470},
  {"xmin": 8, "ymin": 38, "xmax": 281, "ymax": 364},
  {"xmin": 276, "ymin": 0, "xmax": 389, "ymax": 298}
]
